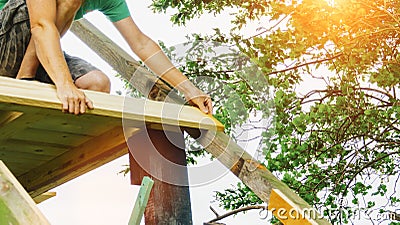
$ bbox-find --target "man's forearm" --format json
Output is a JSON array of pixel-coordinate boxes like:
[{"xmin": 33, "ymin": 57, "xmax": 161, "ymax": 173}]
[{"xmin": 142, "ymin": 49, "xmax": 187, "ymax": 84}]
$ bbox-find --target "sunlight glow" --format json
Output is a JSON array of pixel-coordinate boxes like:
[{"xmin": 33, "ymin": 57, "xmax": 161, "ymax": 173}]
[{"xmin": 325, "ymin": 0, "xmax": 335, "ymax": 7}]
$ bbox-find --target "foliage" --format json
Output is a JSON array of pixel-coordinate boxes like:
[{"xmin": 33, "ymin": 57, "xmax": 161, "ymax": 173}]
[
  {"xmin": 158, "ymin": 37, "xmax": 272, "ymax": 165},
  {"xmin": 148, "ymin": 0, "xmax": 400, "ymax": 224},
  {"xmin": 215, "ymin": 182, "xmax": 263, "ymax": 211}
]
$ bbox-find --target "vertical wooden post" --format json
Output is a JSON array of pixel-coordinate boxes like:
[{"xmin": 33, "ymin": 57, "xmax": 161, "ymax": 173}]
[{"xmin": 128, "ymin": 128, "xmax": 193, "ymax": 225}]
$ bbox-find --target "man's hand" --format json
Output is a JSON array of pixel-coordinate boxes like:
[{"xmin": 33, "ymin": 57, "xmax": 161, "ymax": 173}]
[
  {"xmin": 188, "ymin": 95, "xmax": 213, "ymax": 115},
  {"xmin": 56, "ymin": 83, "xmax": 94, "ymax": 114},
  {"xmin": 172, "ymin": 79, "xmax": 213, "ymax": 115},
  {"xmin": 185, "ymin": 89, "xmax": 213, "ymax": 115}
]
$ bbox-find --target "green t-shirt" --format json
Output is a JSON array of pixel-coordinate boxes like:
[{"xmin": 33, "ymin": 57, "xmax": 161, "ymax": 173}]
[
  {"xmin": 0, "ymin": 0, "xmax": 7, "ymax": 9},
  {"xmin": 75, "ymin": 0, "xmax": 130, "ymax": 22},
  {"xmin": 0, "ymin": 0, "xmax": 130, "ymax": 22}
]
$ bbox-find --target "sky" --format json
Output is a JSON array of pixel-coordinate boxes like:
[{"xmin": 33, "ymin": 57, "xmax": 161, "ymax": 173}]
[{"xmin": 36, "ymin": 1, "xmax": 269, "ymax": 224}]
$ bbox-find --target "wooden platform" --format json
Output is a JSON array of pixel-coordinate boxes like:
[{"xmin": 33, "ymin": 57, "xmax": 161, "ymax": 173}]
[{"xmin": 0, "ymin": 76, "xmax": 223, "ymax": 197}]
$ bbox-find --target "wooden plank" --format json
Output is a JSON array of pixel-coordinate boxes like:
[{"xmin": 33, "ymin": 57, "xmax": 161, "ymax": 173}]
[
  {"xmin": 14, "ymin": 127, "xmax": 92, "ymax": 147},
  {"xmin": 27, "ymin": 114, "xmax": 120, "ymax": 136},
  {"xmin": 0, "ymin": 140, "xmax": 70, "ymax": 177},
  {"xmin": 0, "ymin": 141, "xmax": 62, "ymax": 177},
  {"xmin": 33, "ymin": 192, "xmax": 56, "ymax": 204},
  {"xmin": 0, "ymin": 159, "xmax": 45, "ymax": 175},
  {"xmin": 0, "ymin": 76, "xmax": 224, "ymax": 132},
  {"xmin": 0, "ymin": 160, "xmax": 50, "ymax": 225},
  {"xmin": 0, "ymin": 109, "xmax": 46, "ymax": 142},
  {"xmin": 0, "ymin": 163, "xmax": 30, "ymax": 178},
  {"xmin": 128, "ymin": 176, "xmax": 154, "ymax": 225},
  {"xmin": 1, "ymin": 139, "xmax": 69, "ymax": 157},
  {"xmin": 72, "ymin": 19, "xmax": 330, "ymax": 225},
  {"xmin": 0, "ymin": 150, "xmax": 52, "ymax": 163},
  {"xmin": 17, "ymin": 126, "xmax": 132, "ymax": 197},
  {"xmin": 0, "ymin": 110, "xmax": 57, "ymax": 176}
]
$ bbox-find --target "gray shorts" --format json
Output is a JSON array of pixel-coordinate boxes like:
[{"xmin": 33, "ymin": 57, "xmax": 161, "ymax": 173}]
[{"xmin": 0, "ymin": 0, "xmax": 99, "ymax": 83}]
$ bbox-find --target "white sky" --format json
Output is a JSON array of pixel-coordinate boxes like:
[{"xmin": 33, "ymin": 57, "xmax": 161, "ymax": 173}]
[{"xmin": 36, "ymin": 1, "xmax": 268, "ymax": 224}]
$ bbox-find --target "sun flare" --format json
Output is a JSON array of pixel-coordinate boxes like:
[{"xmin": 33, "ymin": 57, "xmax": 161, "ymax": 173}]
[{"xmin": 325, "ymin": 0, "xmax": 335, "ymax": 7}]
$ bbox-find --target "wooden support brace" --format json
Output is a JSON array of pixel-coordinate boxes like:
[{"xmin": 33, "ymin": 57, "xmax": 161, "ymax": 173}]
[
  {"xmin": 0, "ymin": 160, "xmax": 50, "ymax": 225},
  {"xmin": 128, "ymin": 176, "xmax": 154, "ymax": 225}
]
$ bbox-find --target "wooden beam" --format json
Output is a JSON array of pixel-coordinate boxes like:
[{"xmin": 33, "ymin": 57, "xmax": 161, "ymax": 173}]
[
  {"xmin": 17, "ymin": 126, "xmax": 130, "ymax": 197},
  {"xmin": 0, "ymin": 161, "xmax": 50, "ymax": 225},
  {"xmin": 33, "ymin": 192, "xmax": 57, "ymax": 204},
  {"xmin": 71, "ymin": 19, "xmax": 331, "ymax": 225},
  {"xmin": 128, "ymin": 176, "xmax": 154, "ymax": 225},
  {"xmin": 0, "ymin": 77, "xmax": 223, "ymax": 132}
]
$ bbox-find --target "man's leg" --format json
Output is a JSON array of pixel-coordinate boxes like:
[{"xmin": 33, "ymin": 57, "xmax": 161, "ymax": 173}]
[
  {"xmin": 66, "ymin": 53, "xmax": 111, "ymax": 93},
  {"xmin": 75, "ymin": 70, "xmax": 111, "ymax": 93},
  {"xmin": 35, "ymin": 53, "xmax": 111, "ymax": 93}
]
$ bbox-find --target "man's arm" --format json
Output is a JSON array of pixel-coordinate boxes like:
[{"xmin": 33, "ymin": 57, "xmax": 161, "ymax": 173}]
[
  {"xmin": 113, "ymin": 17, "xmax": 213, "ymax": 114},
  {"xmin": 25, "ymin": 0, "xmax": 93, "ymax": 114},
  {"xmin": 16, "ymin": 40, "xmax": 39, "ymax": 79},
  {"xmin": 17, "ymin": 0, "xmax": 82, "ymax": 79}
]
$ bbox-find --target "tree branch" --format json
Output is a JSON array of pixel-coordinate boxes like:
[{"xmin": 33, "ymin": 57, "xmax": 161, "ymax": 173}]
[
  {"xmin": 343, "ymin": 150, "xmax": 400, "ymax": 197},
  {"xmin": 266, "ymin": 53, "xmax": 343, "ymax": 76},
  {"xmin": 206, "ymin": 205, "xmax": 266, "ymax": 223}
]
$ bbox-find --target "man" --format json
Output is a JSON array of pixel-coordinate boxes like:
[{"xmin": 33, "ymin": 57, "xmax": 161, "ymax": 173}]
[{"xmin": 0, "ymin": 0, "xmax": 213, "ymax": 115}]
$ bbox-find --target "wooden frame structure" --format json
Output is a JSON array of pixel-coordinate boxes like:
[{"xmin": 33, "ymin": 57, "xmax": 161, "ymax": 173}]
[
  {"xmin": 0, "ymin": 75, "xmax": 219, "ymax": 224},
  {"xmin": 71, "ymin": 19, "xmax": 332, "ymax": 225},
  {"xmin": 0, "ymin": 75, "xmax": 221, "ymax": 197},
  {"xmin": 0, "ymin": 18, "xmax": 332, "ymax": 225}
]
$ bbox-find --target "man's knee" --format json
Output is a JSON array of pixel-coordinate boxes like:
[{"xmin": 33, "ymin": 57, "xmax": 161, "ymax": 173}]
[{"xmin": 75, "ymin": 70, "xmax": 111, "ymax": 93}]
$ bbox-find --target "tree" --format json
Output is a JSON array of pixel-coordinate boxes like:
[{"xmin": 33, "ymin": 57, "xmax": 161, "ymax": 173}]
[{"xmin": 146, "ymin": 0, "xmax": 400, "ymax": 224}]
